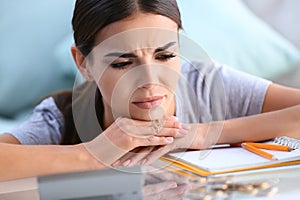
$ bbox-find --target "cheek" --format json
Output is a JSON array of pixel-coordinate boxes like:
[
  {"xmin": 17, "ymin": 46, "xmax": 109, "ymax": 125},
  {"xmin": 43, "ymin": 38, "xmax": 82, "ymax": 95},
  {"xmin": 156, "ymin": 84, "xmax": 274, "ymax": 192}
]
[
  {"xmin": 97, "ymin": 73, "xmax": 119, "ymax": 105},
  {"xmin": 97, "ymin": 70, "xmax": 136, "ymax": 109},
  {"xmin": 172, "ymin": 57, "xmax": 181, "ymax": 73},
  {"xmin": 160, "ymin": 60, "xmax": 181, "ymax": 90}
]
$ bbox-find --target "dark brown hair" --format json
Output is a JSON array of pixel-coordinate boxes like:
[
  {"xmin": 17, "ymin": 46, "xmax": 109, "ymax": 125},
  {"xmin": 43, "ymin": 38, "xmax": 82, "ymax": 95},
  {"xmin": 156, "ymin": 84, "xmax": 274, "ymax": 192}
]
[
  {"xmin": 57, "ymin": 0, "xmax": 182, "ymax": 144},
  {"xmin": 72, "ymin": 0, "xmax": 182, "ymax": 56}
]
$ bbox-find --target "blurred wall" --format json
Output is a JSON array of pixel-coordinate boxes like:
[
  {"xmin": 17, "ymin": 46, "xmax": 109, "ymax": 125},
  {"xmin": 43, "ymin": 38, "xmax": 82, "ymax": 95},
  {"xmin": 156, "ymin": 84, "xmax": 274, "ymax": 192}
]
[{"xmin": 244, "ymin": 0, "xmax": 300, "ymax": 50}]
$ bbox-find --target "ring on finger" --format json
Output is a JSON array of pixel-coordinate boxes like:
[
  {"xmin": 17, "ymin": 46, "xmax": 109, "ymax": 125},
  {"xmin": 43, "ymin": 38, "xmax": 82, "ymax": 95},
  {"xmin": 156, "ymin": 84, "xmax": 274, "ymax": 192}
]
[{"xmin": 151, "ymin": 119, "xmax": 164, "ymax": 135}]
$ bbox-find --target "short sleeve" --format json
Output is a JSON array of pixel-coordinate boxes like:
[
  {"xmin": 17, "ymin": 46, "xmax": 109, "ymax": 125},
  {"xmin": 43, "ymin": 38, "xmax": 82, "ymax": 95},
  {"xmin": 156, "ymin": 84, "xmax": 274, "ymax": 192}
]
[
  {"xmin": 218, "ymin": 64, "xmax": 272, "ymax": 118},
  {"xmin": 8, "ymin": 97, "xmax": 64, "ymax": 145},
  {"xmin": 179, "ymin": 61, "xmax": 272, "ymax": 123}
]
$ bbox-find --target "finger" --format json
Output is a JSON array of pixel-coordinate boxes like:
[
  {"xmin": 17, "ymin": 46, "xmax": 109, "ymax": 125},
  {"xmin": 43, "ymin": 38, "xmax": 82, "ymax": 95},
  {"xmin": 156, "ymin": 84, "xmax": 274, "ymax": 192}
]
[
  {"xmin": 120, "ymin": 118, "xmax": 190, "ymax": 137},
  {"xmin": 129, "ymin": 146, "xmax": 155, "ymax": 167},
  {"xmin": 135, "ymin": 136, "xmax": 174, "ymax": 147},
  {"xmin": 143, "ymin": 181, "xmax": 177, "ymax": 196},
  {"xmin": 165, "ymin": 115, "xmax": 179, "ymax": 121},
  {"xmin": 131, "ymin": 117, "xmax": 180, "ymax": 128},
  {"xmin": 144, "ymin": 145, "xmax": 171, "ymax": 165},
  {"xmin": 131, "ymin": 117, "xmax": 190, "ymax": 130},
  {"xmin": 115, "ymin": 146, "xmax": 155, "ymax": 167},
  {"xmin": 153, "ymin": 120, "xmax": 191, "ymax": 138},
  {"xmin": 155, "ymin": 127, "xmax": 188, "ymax": 138},
  {"xmin": 111, "ymin": 149, "xmax": 138, "ymax": 167},
  {"xmin": 157, "ymin": 120, "xmax": 191, "ymax": 131}
]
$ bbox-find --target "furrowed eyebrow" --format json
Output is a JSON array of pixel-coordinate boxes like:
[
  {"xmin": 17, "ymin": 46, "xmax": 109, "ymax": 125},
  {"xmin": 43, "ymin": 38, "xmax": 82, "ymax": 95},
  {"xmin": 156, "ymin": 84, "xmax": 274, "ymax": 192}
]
[
  {"xmin": 104, "ymin": 41, "xmax": 177, "ymax": 57},
  {"xmin": 104, "ymin": 52, "xmax": 137, "ymax": 58},
  {"xmin": 154, "ymin": 41, "xmax": 177, "ymax": 53}
]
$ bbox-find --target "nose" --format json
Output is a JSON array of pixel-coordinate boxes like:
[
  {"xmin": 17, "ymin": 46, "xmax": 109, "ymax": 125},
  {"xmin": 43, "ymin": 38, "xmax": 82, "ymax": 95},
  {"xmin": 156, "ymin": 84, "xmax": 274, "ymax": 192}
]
[{"xmin": 138, "ymin": 63, "xmax": 159, "ymax": 89}]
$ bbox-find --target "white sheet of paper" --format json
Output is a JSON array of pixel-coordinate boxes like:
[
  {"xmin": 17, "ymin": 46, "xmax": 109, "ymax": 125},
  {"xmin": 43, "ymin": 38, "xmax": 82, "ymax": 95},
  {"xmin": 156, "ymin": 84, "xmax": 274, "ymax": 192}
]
[{"xmin": 169, "ymin": 147, "xmax": 300, "ymax": 172}]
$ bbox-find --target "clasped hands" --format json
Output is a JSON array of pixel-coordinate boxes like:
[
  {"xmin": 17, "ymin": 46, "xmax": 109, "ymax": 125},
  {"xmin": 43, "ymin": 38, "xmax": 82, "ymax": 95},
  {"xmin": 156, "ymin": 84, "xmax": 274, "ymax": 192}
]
[
  {"xmin": 113, "ymin": 116, "xmax": 195, "ymax": 167},
  {"xmin": 84, "ymin": 116, "xmax": 200, "ymax": 167}
]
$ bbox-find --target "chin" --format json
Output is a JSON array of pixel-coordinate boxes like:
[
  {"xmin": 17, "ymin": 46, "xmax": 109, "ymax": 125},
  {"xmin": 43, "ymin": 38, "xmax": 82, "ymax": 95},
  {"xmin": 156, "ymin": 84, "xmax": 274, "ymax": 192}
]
[{"xmin": 129, "ymin": 105, "xmax": 168, "ymax": 121}]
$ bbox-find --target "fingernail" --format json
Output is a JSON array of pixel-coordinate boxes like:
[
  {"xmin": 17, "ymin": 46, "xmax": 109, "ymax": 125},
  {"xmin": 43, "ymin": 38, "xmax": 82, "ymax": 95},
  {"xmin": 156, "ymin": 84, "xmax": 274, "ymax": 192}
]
[
  {"xmin": 123, "ymin": 159, "xmax": 131, "ymax": 167},
  {"xmin": 166, "ymin": 137, "xmax": 174, "ymax": 143},
  {"xmin": 166, "ymin": 116, "xmax": 178, "ymax": 121},
  {"xmin": 170, "ymin": 182, "xmax": 178, "ymax": 188},
  {"xmin": 181, "ymin": 124, "xmax": 191, "ymax": 130}
]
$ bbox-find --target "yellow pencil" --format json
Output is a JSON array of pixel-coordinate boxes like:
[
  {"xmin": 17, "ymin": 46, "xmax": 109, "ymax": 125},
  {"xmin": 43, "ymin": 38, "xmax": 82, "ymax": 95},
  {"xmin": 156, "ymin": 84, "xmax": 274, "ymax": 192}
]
[
  {"xmin": 241, "ymin": 143, "xmax": 278, "ymax": 161},
  {"xmin": 246, "ymin": 142, "xmax": 292, "ymax": 152}
]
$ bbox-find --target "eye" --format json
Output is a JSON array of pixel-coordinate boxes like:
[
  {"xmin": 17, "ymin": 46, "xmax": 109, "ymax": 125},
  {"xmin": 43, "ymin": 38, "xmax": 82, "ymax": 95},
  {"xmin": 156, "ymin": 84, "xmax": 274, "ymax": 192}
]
[
  {"xmin": 110, "ymin": 61, "xmax": 132, "ymax": 69},
  {"xmin": 155, "ymin": 53, "xmax": 176, "ymax": 61}
]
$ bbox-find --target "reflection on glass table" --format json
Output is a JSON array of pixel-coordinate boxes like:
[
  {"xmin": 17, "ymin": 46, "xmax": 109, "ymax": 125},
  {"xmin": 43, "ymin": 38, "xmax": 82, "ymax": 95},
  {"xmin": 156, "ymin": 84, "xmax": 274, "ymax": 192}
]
[
  {"xmin": 0, "ymin": 164, "xmax": 300, "ymax": 200},
  {"xmin": 184, "ymin": 164, "xmax": 300, "ymax": 200}
]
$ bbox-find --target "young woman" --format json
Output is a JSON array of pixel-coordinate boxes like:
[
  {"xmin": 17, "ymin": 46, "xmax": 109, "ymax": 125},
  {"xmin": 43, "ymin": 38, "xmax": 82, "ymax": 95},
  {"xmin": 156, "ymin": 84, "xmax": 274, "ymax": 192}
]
[{"xmin": 1, "ymin": 0, "xmax": 300, "ymax": 181}]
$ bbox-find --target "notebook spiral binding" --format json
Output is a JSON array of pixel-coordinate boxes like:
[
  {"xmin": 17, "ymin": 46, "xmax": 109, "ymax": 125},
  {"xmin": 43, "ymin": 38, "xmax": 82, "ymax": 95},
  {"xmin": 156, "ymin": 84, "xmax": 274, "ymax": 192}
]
[{"xmin": 274, "ymin": 136, "xmax": 300, "ymax": 149}]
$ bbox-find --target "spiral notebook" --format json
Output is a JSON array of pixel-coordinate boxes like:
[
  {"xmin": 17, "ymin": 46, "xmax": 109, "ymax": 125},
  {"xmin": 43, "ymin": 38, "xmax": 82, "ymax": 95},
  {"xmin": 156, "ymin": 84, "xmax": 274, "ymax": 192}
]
[
  {"xmin": 162, "ymin": 137, "xmax": 300, "ymax": 177},
  {"xmin": 273, "ymin": 136, "xmax": 300, "ymax": 149}
]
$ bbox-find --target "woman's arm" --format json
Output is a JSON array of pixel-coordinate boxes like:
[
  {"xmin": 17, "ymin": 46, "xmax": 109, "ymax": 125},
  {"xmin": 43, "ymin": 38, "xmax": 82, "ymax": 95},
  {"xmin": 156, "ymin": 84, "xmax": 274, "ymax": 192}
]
[
  {"xmin": 0, "ymin": 117, "xmax": 186, "ymax": 181},
  {"xmin": 217, "ymin": 104, "xmax": 300, "ymax": 145},
  {"xmin": 0, "ymin": 142, "xmax": 103, "ymax": 181},
  {"xmin": 177, "ymin": 83, "xmax": 300, "ymax": 148},
  {"xmin": 122, "ymin": 83, "xmax": 300, "ymax": 165},
  {"xmin": 113, "ymin": 83, "xmax": 300, "ymax": 165},
  {"xmin": 262, "ymin": 83, "xmax": 300, "ymax": 112},
  {"xmin": 202, "ymin": 83, "xmax": 300, "ymax": 146},
  {"xmin": 216, "ymin": 83, "xmax": 300, "ymax": 145},
  {"xmin": 127, "ymin": 105, "xmax": 300, "ymax": 165},
  {"xmin": 0, "ymin": 133, "xmax": 21, "ymax": 144}
]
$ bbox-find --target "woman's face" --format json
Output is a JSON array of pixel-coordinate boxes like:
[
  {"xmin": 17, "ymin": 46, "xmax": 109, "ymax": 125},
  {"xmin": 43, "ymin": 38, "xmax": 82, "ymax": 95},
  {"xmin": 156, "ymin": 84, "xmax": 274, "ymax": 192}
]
[{"xmin": 87, "ymin": 13, "xmax": 180, "ymax": 122}]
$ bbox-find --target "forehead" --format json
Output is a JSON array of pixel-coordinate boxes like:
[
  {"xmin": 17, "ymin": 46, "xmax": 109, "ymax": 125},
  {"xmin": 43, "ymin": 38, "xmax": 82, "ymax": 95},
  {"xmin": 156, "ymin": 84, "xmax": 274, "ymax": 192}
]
[
  {"xmin": 93, "ymin": 28, "xmax": 178, "ymax": 55},
  {"xmin": 95, "ymin": 13, "xmax": 179, "ymax": 44},
  {"xmin": 87, "ymin": 13, "xmax": 179, "ymax": 64}
]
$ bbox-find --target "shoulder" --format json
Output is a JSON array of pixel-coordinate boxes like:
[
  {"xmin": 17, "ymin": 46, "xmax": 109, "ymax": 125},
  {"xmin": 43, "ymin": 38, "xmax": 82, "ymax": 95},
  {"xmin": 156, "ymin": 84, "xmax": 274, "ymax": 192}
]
[
  {"xmin": 181, "ymin": 61, "xmax": 223, "ymax": 83},
  {"xmin": 34, "ymin": 96, "xmax": 64, "ymax": 119},
  {"xmin": 49, "ymin": 90, "xmax": 73, "ymax": 112},
  {"xmin": 8, "ymin": 96, "xmax": 65, "ymax": 145},
  {"xmin": 180, "ymin": 61, "xmax": 225, "ymax": 91},
  {"xmin": 181, "ymin": 60, "xmax": 271, "ymax": 86}
]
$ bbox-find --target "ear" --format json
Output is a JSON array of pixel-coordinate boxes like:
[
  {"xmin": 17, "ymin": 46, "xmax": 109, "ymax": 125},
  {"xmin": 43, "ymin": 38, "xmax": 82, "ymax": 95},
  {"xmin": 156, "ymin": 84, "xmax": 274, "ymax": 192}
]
[{"xmin": 71, "ymin": 45, "xmax": 94, "ymax": 81}]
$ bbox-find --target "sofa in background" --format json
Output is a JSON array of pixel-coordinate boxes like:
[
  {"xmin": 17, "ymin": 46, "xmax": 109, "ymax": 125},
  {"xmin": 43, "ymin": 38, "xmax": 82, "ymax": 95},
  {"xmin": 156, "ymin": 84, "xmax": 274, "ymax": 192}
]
[
  {"xmin": 0, "ymin": 0, "xmax": 77, "ymax": 132},
  {"xmin": 1, "ymin": 0, "xmax": 300, "ymax": 133}
]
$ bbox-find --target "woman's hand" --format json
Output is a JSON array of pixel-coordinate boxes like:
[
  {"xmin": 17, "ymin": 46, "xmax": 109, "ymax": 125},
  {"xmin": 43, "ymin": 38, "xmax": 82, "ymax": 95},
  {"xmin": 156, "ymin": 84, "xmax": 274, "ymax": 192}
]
[
  {"xmin": 83, "ymin": 117, "xmax": 191, "ymax": 166},
  {"xmin": 113, "ymin": 121, "xmax": 223, "ymax": 166}
]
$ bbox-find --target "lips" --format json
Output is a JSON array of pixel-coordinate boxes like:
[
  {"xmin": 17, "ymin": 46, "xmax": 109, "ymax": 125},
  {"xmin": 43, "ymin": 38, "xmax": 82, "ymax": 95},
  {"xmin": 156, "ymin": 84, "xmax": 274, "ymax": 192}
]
[{"xmin": 132, "ymin": 96, "xmax": 164, "ymax": 109}]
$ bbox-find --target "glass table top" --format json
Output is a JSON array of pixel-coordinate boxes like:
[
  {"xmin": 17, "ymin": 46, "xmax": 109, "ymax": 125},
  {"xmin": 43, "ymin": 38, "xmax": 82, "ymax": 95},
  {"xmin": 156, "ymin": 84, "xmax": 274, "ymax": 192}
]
[{"xmin": 1, "ymin": 164, "xmax": 300, "ymax": 200}]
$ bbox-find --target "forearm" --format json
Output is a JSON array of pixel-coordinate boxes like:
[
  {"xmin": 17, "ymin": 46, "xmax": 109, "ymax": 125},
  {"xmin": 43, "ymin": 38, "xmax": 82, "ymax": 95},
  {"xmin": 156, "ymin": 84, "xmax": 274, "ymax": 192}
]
[
  {"xmin": 218, "ymin": 105, "xmax": 300, "ymax": 144},
  {"xmin": 0, "ymin": 143, "xmax": 104, "ymax": 181}
]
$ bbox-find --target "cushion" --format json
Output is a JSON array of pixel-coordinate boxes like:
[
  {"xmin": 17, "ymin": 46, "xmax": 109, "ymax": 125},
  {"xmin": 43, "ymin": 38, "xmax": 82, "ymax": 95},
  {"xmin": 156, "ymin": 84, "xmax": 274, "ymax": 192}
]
[
  {"xmin": 0, "ymin": 0, "xmax": 76, "ymax": 117},
  {"xmin": 177, "ymin": 0, "xmax": 300, "ymax": 78}
]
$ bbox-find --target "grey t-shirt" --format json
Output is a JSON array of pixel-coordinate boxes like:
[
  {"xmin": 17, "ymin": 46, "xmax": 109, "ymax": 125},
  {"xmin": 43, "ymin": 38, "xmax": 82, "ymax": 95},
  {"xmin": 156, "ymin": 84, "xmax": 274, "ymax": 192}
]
[{"xmin": 9, "ymin": 62, "xmax": 271, "ymax": 145}]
